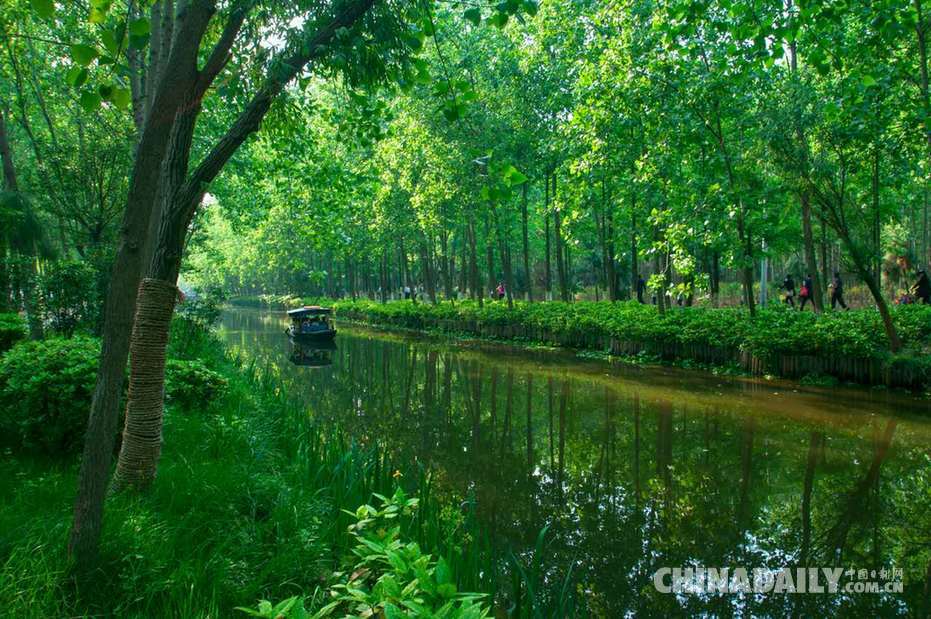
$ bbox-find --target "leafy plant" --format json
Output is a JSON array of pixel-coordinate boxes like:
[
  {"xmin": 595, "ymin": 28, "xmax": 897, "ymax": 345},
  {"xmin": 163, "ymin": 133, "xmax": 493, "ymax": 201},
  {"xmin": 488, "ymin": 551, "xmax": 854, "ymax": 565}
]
[
  {"xmin": 0, "ymin": 336, "xmax": 101, "ymax": 454},
  {"xmin": 239, "ymin": 489, "xmax": 490, "ymax": 619},
  {"xmin": 0, "ymin": 312, "xmax": 27, "ymax": 352},
  {"xmin": 165, "ymin": 358, "xmax": 229, "ymax": 410},
  {"xmin": 36, "ymin": 259, "xmax": 101, "ymax": 336}
]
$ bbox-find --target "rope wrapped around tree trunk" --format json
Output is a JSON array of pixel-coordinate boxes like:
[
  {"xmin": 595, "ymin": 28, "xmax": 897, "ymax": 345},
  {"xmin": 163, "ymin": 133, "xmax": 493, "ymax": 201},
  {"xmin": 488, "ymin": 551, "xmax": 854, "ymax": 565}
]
[{"xmin": 111, "ymin": 277, "xmax": 177, "ymax": 492}]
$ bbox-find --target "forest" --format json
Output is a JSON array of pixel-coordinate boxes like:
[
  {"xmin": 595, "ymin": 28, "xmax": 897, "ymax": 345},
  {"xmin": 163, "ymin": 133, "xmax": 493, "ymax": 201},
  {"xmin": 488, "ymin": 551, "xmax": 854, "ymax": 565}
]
[{"xmin": 1, "ymin": 0, "xmax": 930, "ymax": 616}]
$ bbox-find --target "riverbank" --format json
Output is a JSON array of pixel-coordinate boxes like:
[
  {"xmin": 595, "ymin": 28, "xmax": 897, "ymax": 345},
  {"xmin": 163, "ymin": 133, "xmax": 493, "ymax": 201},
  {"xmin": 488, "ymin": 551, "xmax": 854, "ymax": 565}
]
[
  {"xmin": 0, "ymin": 318, "xmax": 497, "ymax": 617},
  {"xmin": 232, "ymin": 296, "xmax": 931, "ymax": 390}
]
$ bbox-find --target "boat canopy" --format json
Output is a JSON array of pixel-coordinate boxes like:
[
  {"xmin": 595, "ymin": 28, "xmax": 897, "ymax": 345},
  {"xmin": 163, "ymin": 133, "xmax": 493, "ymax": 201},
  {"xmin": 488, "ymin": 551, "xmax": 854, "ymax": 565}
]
[{"xmin": 287, "ymin": 306, "xmax": 332, "ymax": 319}]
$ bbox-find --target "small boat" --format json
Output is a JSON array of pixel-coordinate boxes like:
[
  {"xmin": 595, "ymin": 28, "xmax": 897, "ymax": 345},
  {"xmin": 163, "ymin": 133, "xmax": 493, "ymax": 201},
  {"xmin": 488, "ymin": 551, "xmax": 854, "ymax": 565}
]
[{"xmin": 286, "ymin": 306, "xmax": 337, "ymax": 342}]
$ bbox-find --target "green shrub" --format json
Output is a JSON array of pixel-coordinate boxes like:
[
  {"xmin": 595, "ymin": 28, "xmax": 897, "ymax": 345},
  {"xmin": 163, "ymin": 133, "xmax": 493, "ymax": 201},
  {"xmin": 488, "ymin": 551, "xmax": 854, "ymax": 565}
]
[
  {"xmin": 165, "ymin": 358, "xmax": 229, "ymax": 410},
  {"xmin": 36, "ymin": 259, "xmax": 101, "ymax": 336},
  {"xmin": 0, "ymin": 324, "xmax": 228, "ymax": 454},
  {"xmin": 331, "ymin": 299, "xmax": 931, "ymax": 360},
  {"xmin": 0, "ymin": 336, "xmax": 100, "ymax": 454},
  {"xmin": 0, "ymin": 312, "xmax": 27, "ymax": 352},
  {"xmin": 239, "ymin": 489, "xmax": 490, "ymax": 619}
]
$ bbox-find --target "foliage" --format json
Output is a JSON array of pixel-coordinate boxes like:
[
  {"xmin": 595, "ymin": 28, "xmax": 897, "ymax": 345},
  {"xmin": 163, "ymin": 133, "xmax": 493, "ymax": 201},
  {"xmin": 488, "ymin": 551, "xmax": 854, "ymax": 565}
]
[
  {"xmin": 0, "ymin": 312, "xmax": 27, "ymax": 352},
  {"xmin": 0, "ymin": 322, "xmax": 230, "ymax": 454},
  {"xmin": 165, "ymin": 359, "xmax": 229, "ymax": 410},
  {"xmin": 332, "ymin": 298, "xmax": 931, "ymax": 364},
  {"xmin": 239, "ymin": 489, "xmax": 490, "ymax": 619},
  {"xmin": 176, "ymin": 284, "xmax": 227, "ymax": 328},
  {"xmin": 0, "ymin": 335, "xmax": 100, "ymax": 454},
  {"xmin": 36, "ymin": 259, "xmax": 100, "ymax": 335}
]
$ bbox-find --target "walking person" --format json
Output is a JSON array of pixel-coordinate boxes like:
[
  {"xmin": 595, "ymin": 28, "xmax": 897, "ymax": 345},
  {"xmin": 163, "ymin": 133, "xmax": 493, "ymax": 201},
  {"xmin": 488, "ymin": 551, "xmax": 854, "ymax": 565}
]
[
  {"xmin": 636, "ymin": 274, "xmax": 646, "ymax": 304},
  {"xmin": 830, "ymin": 271, "xmax": 848, "ymax": 310},
  {"xmin": 798, "ymin": 274, "xmax": 814, "ymax": 311},
  {"xmin": 781, "ymin": 274, "xmax": 796, "ymax": 307},
  {"xmin": 914, "ymin": 269, "xmax": 931, "ymax": 305},
  {"xmin": 495, "ymin": 282, "xmax": 506, "ymax": 300}
]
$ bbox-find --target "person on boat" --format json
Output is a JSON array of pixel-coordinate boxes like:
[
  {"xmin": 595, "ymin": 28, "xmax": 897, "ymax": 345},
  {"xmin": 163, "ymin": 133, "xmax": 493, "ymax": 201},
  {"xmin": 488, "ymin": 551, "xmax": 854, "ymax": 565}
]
[
  {"xmin": 495, "ymin": 282, "xmax": 505, "ymax": 300},
  {"xmin": 798, "ymin": 274, "xmax": 814, "ymax": 311},
  {"xmin": 636, "ymin": 274, "xmax": 646, "ymax": 304},
  {"xmin": 914, "ymin": 269, "xmax": 931, "ymax": 304},
  {"xmin": 781, "ymin": 274, "xmax": 796, "ymax": 307},
  {"xmin": 830, "ymin": 271, "xmax": 849, "ymax": 310}
]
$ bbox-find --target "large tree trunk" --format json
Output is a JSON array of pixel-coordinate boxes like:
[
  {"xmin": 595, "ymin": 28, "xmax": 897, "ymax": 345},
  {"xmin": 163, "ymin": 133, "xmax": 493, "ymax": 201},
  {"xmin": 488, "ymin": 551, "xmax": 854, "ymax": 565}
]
[
  {"xmin": 603, "ymin": 180, "xmax": 618, "ymax": 301},
  {"xmin": 629, "ymin": 197, "xmax": 638, "ymax": 301},
  {"xmin": 110, "ymin": 278, "xmax": 176, "ymax": 491},
  {"xmin": 79, "ymin": 0, "xmax": 377, "ymax": 559},
  {"xmin": 491, "ymin": 204, "xmax": 515, "ymax": 309},
  {"xmin": 788, "ymin": 29, "xmax": 824, "ymax": 313},
  {"xmin": 544, "ymin": 212, "xmax": 552, "ymax": 301},
  {"xmin": 69, "ymin": 0, "xmax": 216, "ymax": 565},
  {"xmin": 468, "ymin": 217, "xmax": 481, "ymax": 306},
  {"xmin": 521, "ymin": 182, "xmax": 532, "ymax": 301},
  {"xmin": 440, "ymin": 231, "xmax": 453, "ymax": 300},
  {"xmin": 420, "ymin": 239, "xmax": 437, "ymax": 304},
  {"xmin": 552, "ymin": 173, "xmax": 569, "ymax": 302},
  {"xmin": 0, "ymin": 105, "xmax": 18, "ymax": 191}
]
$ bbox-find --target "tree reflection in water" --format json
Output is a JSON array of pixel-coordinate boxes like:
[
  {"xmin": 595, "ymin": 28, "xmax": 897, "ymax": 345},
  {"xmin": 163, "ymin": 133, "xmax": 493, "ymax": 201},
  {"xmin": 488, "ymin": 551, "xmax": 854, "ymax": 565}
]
[{"xmin": 220, "ymin": 309, "xmax": 931, "ymax": 616}]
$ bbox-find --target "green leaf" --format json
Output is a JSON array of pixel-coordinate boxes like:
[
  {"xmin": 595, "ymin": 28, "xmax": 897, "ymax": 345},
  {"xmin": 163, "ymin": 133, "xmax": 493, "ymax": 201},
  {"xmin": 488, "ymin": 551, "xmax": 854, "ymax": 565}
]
[
  {"xmin": 30, "ymin": 0, "xmax": 55, "ymax": 19},
  {"xmin": 441, "ymin": 103, "xmax": 459, "ymax": 122},
  {"xmin": 504, "ymin": 165, "xmax": 528, "ymax": 186},
  {"xmin": 129, "ymin": 33, "xmax": 150, "ymax": 50},
  {"xmin": 79, "ymin": 90, "xmax": 102, "ymax": 112},
  {"xmin": 523, "ymin": 0, "xmax": 538, "ymax": 16},
  {"xmin": 129, "ymin": 18, "xmax": 150, "ymax": 36},
  {"xmin": 89, "ymin": 7, "xmax": 107, "ymax": 23},
  {"xmin": 404, "ymin": 34, "xmax": 424, "ymax": 51},
  {"xmin": 488, "ymin": 12, "xmax": 509, "ymax": 28},
  {"xmin": 463, "ymin": 8, "xmax": 481, "ymax": 25},
  {"xmin": 110, "ymin": 87, "xmax": 131, "ymax": 109},
  {"xmin": 66, "ymin": 67, "xmax": 88, "ymax": 88},
  {"xmin": 101, "ymin": 29, "xmax": 120, "ymax": 55},
  {"xmin": 70, "ymin": 44, "xmax": 98, "ymax": 67},
  {"xmin": 861, "ymin": 74, "xmax": 877, "ymax": 87}
]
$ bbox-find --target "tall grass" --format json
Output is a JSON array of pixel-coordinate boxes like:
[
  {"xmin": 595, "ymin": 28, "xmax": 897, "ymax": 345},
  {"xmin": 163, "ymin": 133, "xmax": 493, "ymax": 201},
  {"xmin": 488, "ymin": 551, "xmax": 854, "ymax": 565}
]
[{"xmin": 0, "ymin": 318, "xmax": 568, "ymax": 617}]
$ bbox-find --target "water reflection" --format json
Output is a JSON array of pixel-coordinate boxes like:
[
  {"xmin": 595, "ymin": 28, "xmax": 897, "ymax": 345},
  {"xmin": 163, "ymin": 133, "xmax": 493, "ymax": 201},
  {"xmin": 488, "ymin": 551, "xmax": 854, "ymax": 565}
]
[
  {"xmin": 289, "ymin": 340, "xmax": 337, "ymax": 367},
  {"xmin": 219, "ymin": 309, "xmax": 931, "ymax": 616}
]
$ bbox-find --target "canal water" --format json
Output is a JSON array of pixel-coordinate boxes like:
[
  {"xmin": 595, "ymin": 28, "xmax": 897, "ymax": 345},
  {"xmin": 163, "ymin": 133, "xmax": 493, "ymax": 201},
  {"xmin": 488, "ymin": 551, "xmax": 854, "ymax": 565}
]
[{"xmin": 219, "ymin": 308, "xmax": 931, "ymax": 617}]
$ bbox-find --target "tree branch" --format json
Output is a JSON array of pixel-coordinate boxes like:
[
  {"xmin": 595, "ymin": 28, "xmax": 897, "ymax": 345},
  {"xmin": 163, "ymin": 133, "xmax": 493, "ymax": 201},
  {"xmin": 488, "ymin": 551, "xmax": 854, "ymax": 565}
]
[
  {"xmin": 176, "ymin": 0, "xmax": 378, "ymax": 220},
  {"xmin": 195, "ymin": 1, "xmax": 251, "ymax": 98}
]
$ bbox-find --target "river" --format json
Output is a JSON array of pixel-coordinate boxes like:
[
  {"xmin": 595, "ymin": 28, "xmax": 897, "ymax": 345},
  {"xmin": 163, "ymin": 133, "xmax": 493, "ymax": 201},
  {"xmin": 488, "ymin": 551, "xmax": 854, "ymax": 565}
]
[{"xmin": 218, "ymin": 308, "xmax": 931, "ymax": 616}]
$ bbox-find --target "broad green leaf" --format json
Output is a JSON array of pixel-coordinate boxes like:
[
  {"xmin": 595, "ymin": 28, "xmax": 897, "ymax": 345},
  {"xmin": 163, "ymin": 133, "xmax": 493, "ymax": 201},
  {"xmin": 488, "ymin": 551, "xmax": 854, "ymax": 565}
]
[
  {"xmin": 66, "ymin": 67, "xmax": 88, "ymax": 88},
  {"xmin": 30, "ymin": 0, "xmax": 55, "ymax": 19},
  {"xmin": 463, "ymin": 8, "xmax": 481, "ymax": 25},
  {"xmin": 100, "ymin": 29, "xmax": 120, "ymax": 55},
  {"xmin": 110, "ymin": 87, "xmax": 131, "ymax": 109},
  {"xmin": 129, "ymin": 33, "xmax": 150, "ymax": 50},
  {"xmin": 89, "ymin": 7, "xmax": 107, "ymax": 23},
  {"xmin": 129, "ymin": 18, "xmax": 150, "ymax": 36},
  {"xmin": 79, "ymin": 90, "xmax": 102, "ymax": 112},
  {"xmin": 71, "ymin": 44, "xmax": 98, "ymax": 67},
  {"xmin": 488, "ymin": 12, "xmax": 509, "ymax": 28},
  {"xmin": 404, "ymin": 34, "xmax": 424, "ymax": 51}
]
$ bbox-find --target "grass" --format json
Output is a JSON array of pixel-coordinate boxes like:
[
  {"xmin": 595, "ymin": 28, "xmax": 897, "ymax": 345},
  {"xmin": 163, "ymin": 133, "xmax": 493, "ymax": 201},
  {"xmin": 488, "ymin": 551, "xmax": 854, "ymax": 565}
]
[{"xmin": 0, "ymin": 319, "xmax": 514, "ymax": 618}]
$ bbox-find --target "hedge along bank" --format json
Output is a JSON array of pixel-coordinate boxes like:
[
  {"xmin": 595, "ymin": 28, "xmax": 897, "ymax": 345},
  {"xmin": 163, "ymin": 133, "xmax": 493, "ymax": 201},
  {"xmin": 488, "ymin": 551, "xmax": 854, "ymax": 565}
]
[{"xmin": 306, "ymin": 299, "xmax": 931, "ymax": 389}]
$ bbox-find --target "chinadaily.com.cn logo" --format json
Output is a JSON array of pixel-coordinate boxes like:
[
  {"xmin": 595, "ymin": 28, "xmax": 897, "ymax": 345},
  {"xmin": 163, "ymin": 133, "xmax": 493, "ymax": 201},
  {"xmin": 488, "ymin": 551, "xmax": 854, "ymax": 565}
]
[{"xmin": 653, "ymin": 567, "xmax": 904, "ymax": 595}]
